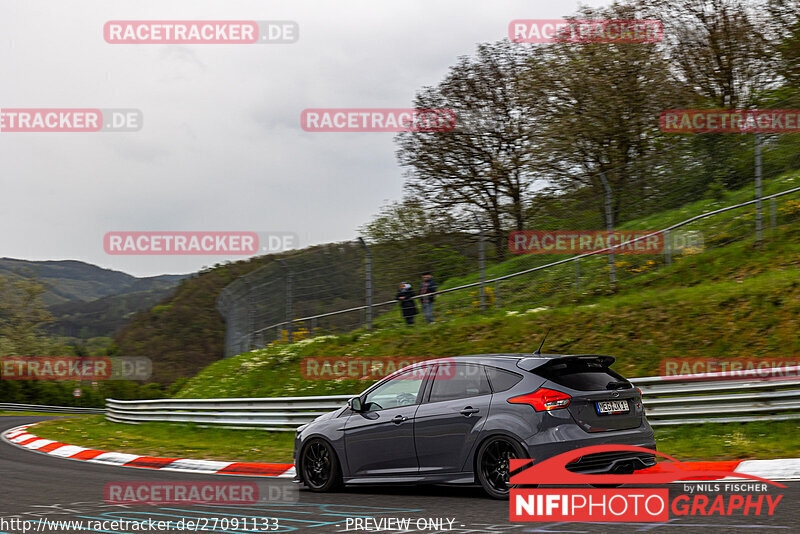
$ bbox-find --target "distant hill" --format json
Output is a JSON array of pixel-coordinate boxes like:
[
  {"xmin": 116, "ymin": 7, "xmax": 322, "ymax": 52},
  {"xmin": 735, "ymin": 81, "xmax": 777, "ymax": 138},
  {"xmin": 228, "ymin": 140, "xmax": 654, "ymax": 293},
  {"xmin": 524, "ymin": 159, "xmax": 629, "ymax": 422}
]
[
  {"xmin": 45, "ymin": 287, "xmax": 179, "ymax": 339},
  {"xmin": 0, "ymin": 258, "xmax": 184, "ymax": 306},
  {"xmin": 113, "ymin": 257, "xmax": 276, "ymax": 383},
  {"xmin": 0, "ymin": 258, "xmax": 186, "ymax": 340}
]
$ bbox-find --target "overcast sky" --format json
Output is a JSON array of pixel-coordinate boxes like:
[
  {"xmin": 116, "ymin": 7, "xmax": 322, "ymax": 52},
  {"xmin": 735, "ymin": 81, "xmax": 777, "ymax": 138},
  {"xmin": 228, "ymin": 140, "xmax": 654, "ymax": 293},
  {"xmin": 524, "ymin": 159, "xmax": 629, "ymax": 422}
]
[{"xmin": 0, "ymin": 0, "xmax": 606, "ymax": 277}]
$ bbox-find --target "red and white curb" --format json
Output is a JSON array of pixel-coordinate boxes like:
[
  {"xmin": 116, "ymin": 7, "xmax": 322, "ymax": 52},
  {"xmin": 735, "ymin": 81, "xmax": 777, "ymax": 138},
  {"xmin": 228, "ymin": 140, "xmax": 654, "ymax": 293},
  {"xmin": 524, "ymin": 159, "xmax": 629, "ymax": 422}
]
[
  {"xmin": 2, "ymin": 424, "xmax": 295, "ymax": 478},
  {"xmin": 642, "ymin": 458, "xmax": 800, "ymax": 481}
]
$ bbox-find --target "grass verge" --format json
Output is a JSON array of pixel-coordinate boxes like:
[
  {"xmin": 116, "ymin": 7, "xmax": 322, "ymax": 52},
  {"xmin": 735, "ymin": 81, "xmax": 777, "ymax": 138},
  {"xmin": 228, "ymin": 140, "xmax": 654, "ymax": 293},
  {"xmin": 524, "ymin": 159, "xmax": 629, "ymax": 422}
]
[
  {"xmin": 655, "ymin": 420, "xmax": 800, "ymax": 460},
  {"xmin": 30, "ymin": 416, "xmax": 295, "ymax": 463},
  {"xmin": 26, "ymin": 416, "xmax": 798, "ymax": 464}
]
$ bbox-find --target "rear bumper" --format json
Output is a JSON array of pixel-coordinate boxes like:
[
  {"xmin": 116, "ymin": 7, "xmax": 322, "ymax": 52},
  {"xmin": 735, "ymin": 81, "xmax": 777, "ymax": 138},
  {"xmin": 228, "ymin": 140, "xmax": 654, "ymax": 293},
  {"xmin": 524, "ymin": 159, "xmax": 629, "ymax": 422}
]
[
  {"xmin": 565, "ymin": 449, "xmax": 656, "ymax": 474},
  {"xmin": 522, "ymin": 418, "xmax": 656, "ymax": 471}
]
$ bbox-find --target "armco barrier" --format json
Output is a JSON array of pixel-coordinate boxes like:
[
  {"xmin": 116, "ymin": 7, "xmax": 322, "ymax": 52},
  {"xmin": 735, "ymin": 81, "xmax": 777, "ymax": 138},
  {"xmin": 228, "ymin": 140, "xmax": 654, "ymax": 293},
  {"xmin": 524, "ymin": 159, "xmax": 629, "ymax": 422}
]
[
  {"xmin": 104, "ymin": 366, "xmax": 800, "ymax": 430},
  {"xmin": 105, "ymin": 395, "xmax": 352, "ymax": 431},
  {"xmin": 0, "ymin": 403, "xmax": 104, "ymax": 414}
]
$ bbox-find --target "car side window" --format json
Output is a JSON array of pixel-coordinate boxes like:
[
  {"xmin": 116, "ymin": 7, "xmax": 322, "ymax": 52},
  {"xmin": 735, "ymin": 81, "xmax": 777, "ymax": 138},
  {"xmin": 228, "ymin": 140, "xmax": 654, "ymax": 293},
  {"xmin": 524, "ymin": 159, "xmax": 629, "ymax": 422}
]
[
  {"xmin": 362, "ymin": 368, "xmax": 427, "ymax": 411},
  {"xmin": 429, "ymin": 363, "xmax": 491, "ymax": 403},
  {"xmin": 485, "ymin": 366, "xmax": 523, "ymax": 393}
]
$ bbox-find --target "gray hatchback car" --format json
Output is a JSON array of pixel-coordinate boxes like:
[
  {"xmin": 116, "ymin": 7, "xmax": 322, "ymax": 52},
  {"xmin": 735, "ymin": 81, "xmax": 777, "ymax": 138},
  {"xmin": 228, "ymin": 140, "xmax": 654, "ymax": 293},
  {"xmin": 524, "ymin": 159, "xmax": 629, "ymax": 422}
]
[{"xmin": 293, "ymin": 353, "xmax": 656, "ymax": 498}]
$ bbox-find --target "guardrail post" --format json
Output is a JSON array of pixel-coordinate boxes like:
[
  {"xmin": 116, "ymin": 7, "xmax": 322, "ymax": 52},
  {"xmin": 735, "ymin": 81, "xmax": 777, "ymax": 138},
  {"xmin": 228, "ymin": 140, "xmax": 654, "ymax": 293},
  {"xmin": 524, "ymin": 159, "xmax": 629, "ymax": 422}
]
[
  {"xmin": 600, "ymin": 172, "xmax": 616, "ymax": 286},
  {"xmin": 278, "ymin": 259, "xmax": 293, "ymax": 343},
  {"xmin": 495, "ymin": 280, "xmax": 502, "ymax": 309},
  {"xmin": 286, "ymin": 272, "xmax": 293, "ymax": 343},
  {"xmin": 245, "ymin": 279, "xmax": 255, "ymax": 350},
  {"xmin": 770, "ymin": 197, "xmax": 776, "ymax": 230},
  {"xmin": 664, "ymin": 229, "xmax": 672, "ymax": 266},
  {"xmin": 755, "ymin": 133, "xmax": 763, "ymax": 244},
  {"xmin": 474, "ymin": 215, "xmax": 486, "ymax": 313},
  {"xmin": 358, "ymin": 237, "xmax": 373, "ymax": 330},
  {"xmin": 574, "ymin": 258, "xmax": 580, "ymax": 289}
]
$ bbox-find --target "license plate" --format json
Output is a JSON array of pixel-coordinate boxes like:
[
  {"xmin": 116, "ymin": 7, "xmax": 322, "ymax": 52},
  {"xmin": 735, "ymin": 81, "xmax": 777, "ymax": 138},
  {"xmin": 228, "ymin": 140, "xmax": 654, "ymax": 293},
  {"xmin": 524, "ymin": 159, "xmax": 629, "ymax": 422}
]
[{"xmin": 596, "ymin": 400, "xmax": 629, "ymax": 414}]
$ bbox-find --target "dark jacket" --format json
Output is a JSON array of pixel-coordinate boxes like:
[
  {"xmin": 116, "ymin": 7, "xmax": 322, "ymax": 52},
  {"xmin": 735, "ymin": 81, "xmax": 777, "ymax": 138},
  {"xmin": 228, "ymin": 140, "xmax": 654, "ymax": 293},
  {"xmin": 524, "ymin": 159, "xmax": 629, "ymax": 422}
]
[
  {"xmin": 419, "ymin": 278, "xmax": 437, "ymax": 304},
  {"xmin": 396, "ymin": 287, "xmax": 418, "ymax": 317}
]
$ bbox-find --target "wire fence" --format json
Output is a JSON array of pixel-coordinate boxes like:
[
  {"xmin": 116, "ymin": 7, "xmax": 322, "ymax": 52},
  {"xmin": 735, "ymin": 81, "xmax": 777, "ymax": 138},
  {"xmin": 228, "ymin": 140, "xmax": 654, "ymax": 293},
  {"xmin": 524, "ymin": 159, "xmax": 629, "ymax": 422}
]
[{"xmin": 218, "ymin": 145, "xmax": 800, "ymax": 357}]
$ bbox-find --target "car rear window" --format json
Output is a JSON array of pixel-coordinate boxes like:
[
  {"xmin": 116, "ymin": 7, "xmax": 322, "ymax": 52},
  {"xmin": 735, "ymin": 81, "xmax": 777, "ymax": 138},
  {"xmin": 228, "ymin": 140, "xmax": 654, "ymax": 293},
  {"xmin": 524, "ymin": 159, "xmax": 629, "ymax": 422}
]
[
  {"xmin": 536, "ymin": 359, "xmax": 629, "ymax": 391},
  {"xmin": 485, "ymin": 366, "xmax": 523, "ymax": 393}
]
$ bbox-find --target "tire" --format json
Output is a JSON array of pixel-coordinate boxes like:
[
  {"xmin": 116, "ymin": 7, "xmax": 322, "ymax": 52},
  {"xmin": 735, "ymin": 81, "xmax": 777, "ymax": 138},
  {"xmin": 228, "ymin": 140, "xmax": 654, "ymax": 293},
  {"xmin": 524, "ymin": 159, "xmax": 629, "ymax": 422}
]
[
  {"xmin": 300, "ymin": 438, "xmax": 342, "ymax": 492},
  {"xmin": 475, "ymin": 436, "xmax": 526, "ymax": 499}
]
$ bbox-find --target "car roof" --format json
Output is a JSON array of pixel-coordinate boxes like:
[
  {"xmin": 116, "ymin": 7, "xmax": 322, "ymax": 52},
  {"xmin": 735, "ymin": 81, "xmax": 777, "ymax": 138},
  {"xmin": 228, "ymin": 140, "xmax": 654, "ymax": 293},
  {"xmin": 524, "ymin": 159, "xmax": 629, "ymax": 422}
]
[{"xmin": 418, "ymin": 353, "xmax": 613, "ymax": 367}]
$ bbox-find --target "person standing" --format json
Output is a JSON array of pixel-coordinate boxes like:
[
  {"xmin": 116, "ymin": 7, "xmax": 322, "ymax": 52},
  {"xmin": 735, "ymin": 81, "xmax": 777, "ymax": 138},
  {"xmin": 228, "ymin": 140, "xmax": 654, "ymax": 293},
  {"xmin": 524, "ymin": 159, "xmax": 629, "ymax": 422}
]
[
  {"xmin": 396, "ymin": 282, "xmax": 418, "ymax": 326},
  {"xmin": 419, "ymin": 271, "xmax": 437, "ymax": 324}
]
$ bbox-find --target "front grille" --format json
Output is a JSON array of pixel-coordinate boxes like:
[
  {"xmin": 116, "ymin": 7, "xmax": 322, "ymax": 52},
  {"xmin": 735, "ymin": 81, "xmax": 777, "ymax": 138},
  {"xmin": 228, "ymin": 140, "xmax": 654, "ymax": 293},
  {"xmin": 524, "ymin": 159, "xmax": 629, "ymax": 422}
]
[{"xmin": 566, "ymin": 451, "xmax": 656, "ymax": 473}]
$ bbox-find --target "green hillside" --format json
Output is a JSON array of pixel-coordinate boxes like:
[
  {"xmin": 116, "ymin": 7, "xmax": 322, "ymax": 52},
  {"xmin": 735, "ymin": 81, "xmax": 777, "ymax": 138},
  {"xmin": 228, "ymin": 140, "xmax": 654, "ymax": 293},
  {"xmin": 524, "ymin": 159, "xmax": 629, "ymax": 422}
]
[
  {"xmin": 175, "ymin": 174, "xmax": 800, "ymax": 399},
  {"xmin": 112, "ymin": 258, "xmax": 276, "ymax": 384}
]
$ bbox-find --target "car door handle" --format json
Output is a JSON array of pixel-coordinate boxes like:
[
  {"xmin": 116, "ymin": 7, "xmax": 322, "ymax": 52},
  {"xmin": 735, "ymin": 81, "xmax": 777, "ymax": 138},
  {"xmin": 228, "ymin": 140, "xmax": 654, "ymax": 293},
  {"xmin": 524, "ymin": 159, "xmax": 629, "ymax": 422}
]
[
  {"xmin": 460, "ymin": 407, "xmax": 479, "ymax": 416},
  {"xmin": 392, "ymin": 415, "xmax": 408, "ymax": 424}
]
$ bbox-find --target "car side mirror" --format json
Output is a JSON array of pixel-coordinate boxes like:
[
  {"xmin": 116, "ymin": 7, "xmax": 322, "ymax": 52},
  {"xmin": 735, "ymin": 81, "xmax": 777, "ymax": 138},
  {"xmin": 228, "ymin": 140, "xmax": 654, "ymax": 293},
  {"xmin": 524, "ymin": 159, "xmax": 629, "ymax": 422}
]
[{"xmin": 348, "ymin": 397, "xmax": 363, "ymax": 412}]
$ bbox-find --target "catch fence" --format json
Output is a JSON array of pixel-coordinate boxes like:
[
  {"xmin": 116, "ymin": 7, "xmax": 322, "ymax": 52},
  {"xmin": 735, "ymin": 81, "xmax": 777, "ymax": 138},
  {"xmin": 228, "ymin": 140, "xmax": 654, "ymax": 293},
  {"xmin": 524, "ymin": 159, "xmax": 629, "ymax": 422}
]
[{"xmin": 218, "ymin": 176, "xmax": 800, "ymax": 357}]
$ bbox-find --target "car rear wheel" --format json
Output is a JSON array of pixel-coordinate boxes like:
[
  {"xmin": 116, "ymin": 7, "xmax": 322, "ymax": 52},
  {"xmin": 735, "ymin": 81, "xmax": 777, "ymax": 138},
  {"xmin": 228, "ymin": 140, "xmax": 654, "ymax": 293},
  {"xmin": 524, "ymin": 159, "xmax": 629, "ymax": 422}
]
[
  {"xmin": 476, "ymin": 436, "xmax": 525, "ymax": 499},
  {"xmin": 301, "ymin": 438, "xmax": 342, "ymax": 492}
]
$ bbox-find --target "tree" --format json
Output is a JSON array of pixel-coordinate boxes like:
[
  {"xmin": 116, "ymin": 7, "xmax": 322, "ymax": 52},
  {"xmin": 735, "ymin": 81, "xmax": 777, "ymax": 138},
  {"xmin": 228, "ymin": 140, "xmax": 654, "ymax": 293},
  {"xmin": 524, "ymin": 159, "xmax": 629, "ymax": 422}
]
[
  {"xmin": 523, "ymin": 2, "xmax": 686, "ymax": 227},
  {"xmin": 652, "ymin": 0, "xmax": 782, "ymax": 189},
  {"xmin": 656, "ymin": 0, "xmax": 776, "ymax": 109},
  {"xmin": 0, "ymin": 275, "xmax": 54, "ymax": 354},
  {"xmin": 361, "ymin": 197, "xmax": 476, "ymax": 289},
  {"xmin": 396, "ymin": 40, "xmax": 541, "ymax": 258}
]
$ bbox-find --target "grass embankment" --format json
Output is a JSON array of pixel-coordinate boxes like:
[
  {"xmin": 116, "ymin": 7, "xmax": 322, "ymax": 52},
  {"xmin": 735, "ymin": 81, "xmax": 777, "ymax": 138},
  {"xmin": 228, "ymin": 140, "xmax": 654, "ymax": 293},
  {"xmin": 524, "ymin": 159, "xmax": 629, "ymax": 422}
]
[
  {"xmin": 174, "ymin": 265, "xmax": 799, "ymax": 400},
  {"xmin": 31, "ymin": 416, "xmax": 295, "ymax": 463},
  {"xmin": 171, "ymin": 176, "xmax": 798, "ymax": 400},
  {"xmin": 29, "ymin": 416, "xmax": 798, "ymax": 462},
  {"xmin": 372, "ymin": 173, "xmax": 800, "ymax": 327}
]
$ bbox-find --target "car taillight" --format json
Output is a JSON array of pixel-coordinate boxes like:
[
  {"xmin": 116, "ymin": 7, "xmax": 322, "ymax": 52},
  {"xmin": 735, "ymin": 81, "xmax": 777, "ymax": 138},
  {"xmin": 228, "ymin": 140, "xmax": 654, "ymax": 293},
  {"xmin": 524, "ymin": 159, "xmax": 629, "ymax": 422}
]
[
  {"xmin": 636, "ymin": 387, "xmax": 643, "ymax": 397},
  {"xmin": 508, "ymin": 388, "xmax": 571, "ymax": 411}
]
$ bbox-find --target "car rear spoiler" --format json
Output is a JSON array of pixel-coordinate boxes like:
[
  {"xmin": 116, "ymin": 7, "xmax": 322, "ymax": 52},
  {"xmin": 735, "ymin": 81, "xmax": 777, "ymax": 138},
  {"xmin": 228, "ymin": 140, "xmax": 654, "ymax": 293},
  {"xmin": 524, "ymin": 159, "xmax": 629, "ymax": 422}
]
[{"xmin": 516, "ymin": 354, "xmax": 616, "ymax": 372}]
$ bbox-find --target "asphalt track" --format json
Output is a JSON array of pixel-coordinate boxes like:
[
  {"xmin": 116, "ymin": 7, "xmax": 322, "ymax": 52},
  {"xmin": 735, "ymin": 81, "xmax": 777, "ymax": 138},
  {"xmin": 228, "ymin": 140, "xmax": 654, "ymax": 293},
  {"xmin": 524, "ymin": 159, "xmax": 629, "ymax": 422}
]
[{"xmin": 1, "ymin": 416, "xmax": 797, "ymax": 534}]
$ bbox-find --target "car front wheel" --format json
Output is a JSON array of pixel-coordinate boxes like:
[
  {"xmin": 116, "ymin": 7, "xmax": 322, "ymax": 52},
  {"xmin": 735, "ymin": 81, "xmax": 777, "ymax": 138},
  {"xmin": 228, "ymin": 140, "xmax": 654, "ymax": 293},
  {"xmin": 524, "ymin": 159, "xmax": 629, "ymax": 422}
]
[{"xmin": 300, "ymin": 438, "xmax": 342, "ymax": 492}]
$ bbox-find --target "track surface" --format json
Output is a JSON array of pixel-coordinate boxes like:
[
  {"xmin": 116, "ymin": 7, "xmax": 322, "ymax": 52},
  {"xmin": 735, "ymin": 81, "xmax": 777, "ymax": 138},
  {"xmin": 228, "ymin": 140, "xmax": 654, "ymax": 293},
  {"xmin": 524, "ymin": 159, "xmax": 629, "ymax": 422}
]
[{"xmin": 1, "ymin": 416, "xmax": 797, "ymax": 534}]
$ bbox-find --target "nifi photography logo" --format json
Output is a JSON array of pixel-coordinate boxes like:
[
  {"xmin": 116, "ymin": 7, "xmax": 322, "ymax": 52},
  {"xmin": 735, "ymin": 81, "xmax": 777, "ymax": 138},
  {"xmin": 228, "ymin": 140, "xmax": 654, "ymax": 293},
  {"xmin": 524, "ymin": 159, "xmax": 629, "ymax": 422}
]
[{"xmin": 509, "ymin": 445, "xmax": 785, "ymax": 523}]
